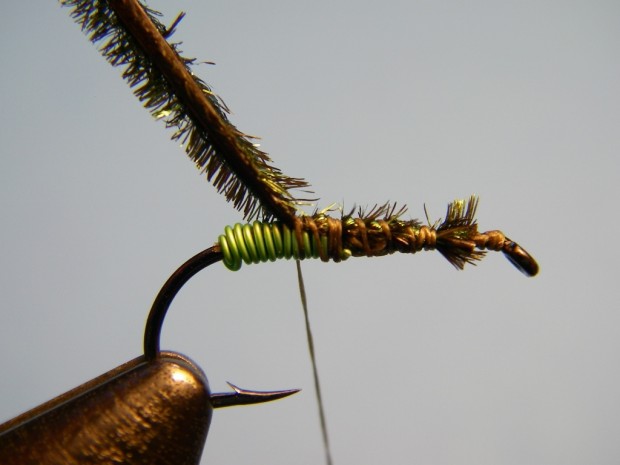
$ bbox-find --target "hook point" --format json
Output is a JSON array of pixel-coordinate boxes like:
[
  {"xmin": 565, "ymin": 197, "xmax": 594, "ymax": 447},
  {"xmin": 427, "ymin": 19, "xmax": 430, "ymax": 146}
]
[{"xmin": 210, "ymin": 383, "xmax": 300, "ymax": 409}]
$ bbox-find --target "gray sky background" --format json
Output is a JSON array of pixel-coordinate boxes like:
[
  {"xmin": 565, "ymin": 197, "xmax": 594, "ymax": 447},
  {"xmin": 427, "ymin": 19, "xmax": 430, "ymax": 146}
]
[{"xmin": 1, "ymin": 1, "xmax": 619, "ymax": 464}]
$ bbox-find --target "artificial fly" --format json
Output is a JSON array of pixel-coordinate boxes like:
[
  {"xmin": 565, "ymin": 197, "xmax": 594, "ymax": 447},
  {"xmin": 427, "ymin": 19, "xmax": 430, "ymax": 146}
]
[
  {"xmin": 218, "ymin": 196, "xmax": 539, "ymax": 277},
  {"xmin": 41, "ymin": 2, "xmax": 542, "ymax": 464}
]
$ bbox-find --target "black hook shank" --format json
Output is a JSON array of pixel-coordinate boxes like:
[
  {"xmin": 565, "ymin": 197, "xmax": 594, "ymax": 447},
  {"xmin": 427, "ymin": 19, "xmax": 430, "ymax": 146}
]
[{"xmin": 144, "ymin": 245, "xmax": 223, "ymax": 360}]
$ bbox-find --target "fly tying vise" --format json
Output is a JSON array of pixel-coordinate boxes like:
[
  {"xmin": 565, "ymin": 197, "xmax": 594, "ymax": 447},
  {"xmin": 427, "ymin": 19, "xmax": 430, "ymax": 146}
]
[
  {"xmin": 218, "ymin": 196, "xmax": 539, "ymax": 277},
  {"xmin": 0, "ymin": 247, "xmax": 299, "ymax": 465}
]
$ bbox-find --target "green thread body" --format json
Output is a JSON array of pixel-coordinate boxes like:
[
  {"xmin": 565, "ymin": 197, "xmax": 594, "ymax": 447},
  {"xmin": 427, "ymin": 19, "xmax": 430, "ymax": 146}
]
[{"xmin": 219, "ymin": 222, "xmax": 348, "ymax": 271}]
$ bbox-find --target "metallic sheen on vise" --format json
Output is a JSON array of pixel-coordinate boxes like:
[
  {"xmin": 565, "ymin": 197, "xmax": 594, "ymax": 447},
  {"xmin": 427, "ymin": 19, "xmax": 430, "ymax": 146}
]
[{"xmin": 0, "ymin": 351, "xmax": 298, "ymax": 465}]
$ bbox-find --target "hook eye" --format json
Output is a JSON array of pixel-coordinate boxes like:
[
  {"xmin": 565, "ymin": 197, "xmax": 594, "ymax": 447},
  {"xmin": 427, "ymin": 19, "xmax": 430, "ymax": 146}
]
[{"xmin": 502, "ymin": 240, "xmax": 539, "ymax": 277}]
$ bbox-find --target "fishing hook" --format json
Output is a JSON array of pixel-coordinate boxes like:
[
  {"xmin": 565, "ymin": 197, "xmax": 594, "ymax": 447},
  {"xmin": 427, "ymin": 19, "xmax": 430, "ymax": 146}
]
[{"xmin": 0, "ymin": 244, "xmax": 298, "ymax": 464}]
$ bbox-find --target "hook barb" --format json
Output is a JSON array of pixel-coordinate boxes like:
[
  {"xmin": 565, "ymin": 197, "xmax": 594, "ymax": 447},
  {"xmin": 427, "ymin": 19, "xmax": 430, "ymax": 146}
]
[{"xmin": 210, "ymin": 383, "xmax": 300, "ymax": 409}]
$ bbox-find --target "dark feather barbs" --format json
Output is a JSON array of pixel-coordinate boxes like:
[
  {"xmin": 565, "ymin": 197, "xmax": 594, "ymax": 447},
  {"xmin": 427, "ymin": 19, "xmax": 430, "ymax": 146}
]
[{"xmin": 62, "ymin": 0, "xmax": 310, "ymax": 222}]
